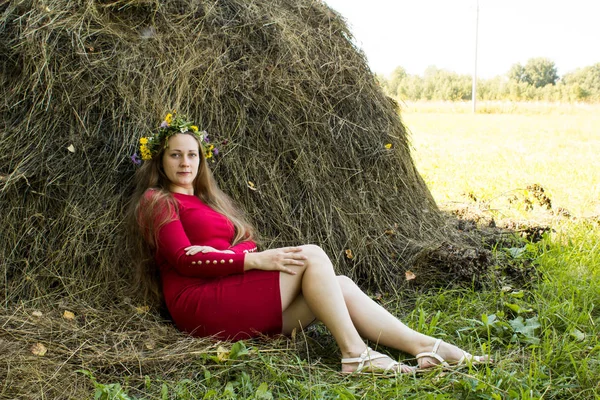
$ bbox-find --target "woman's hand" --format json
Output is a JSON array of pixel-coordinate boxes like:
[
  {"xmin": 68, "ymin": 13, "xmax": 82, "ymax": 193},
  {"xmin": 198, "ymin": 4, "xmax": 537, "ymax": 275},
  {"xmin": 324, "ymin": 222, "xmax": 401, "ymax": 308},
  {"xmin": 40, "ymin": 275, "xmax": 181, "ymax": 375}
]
[
  {"xmin": 185, "ymin": 245, "xmax": 234, "ymax": 255},
  {"xmin": 244, "ymin": 247, "xmax": 307, "ymax": 275}
]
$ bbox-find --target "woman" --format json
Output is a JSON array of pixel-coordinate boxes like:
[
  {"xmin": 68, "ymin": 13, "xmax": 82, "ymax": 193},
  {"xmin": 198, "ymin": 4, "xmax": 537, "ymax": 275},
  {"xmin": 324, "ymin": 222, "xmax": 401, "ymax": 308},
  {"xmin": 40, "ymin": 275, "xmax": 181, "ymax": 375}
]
[{"xmin": 128, "ymin": 112, "xmax": 490, "ymax": 375}]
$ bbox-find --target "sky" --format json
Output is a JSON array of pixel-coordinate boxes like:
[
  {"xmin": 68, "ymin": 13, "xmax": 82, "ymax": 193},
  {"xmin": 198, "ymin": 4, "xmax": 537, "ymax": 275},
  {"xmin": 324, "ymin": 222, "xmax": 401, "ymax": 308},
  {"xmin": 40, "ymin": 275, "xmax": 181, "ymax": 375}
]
[{"xmin": 324, "ymin": 0, "xmax": 600, "ymax": 79}]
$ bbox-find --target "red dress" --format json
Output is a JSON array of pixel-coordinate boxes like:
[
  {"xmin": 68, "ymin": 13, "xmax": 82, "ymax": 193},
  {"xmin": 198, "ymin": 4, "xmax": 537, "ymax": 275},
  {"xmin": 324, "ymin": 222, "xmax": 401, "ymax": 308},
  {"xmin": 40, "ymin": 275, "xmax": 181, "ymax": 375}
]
[{"xmin": 150, "ymin": 191, "xmax": 282, "ymax": 340}]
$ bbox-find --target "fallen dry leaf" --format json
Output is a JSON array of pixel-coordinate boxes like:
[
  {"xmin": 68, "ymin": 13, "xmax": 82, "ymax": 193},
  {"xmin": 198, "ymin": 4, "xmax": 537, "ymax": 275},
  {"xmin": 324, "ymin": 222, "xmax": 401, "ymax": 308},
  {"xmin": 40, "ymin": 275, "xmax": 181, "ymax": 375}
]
[
  {"xmin": 67, "ymin": 144, "xmax": 76, "ymax": 153},
  {"xmin": 345, "ymin": 249, "xmax": 354, "ymax": 259},
  {"xmin": 135, "ymin": 305, "xmax": 150, "ymax": 314},
  {"xmin": 31, "ymin": 343, "xmax": 47, "ymax": 356},
  {"xmin": 62, "ymin": 310, "xmax": 75, "ymax": 320},
  {"xmin": 405, "ymin": 270, "xmax": 416, "ymax": 281},
  {"xmin": 216, "ymin": 345, "xmax": 229, "ymax": 362},
  {"xmin": 144, "ymin": 340, "xmax": 156, "ymax": 350},
  {"xmin": 32, "ymin": 311, "xmax": 43, "ymax": 318},
  {"xmin": 247, "ymin": 181, "xmax": 257, "ymax": 191}
]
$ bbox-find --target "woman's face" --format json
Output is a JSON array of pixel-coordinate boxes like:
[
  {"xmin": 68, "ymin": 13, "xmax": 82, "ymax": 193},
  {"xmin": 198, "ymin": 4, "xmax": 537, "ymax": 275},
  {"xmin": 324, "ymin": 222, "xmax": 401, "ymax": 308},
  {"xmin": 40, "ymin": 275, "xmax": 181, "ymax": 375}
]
[{"xmin": 162, "ymin": 133, "xmax": 201, "ymax": 194}]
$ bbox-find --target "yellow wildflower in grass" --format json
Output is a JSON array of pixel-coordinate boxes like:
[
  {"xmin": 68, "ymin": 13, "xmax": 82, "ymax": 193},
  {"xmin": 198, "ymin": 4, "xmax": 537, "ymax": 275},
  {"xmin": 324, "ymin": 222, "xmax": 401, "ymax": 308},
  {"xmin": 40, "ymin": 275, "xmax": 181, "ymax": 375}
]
[
  {"xmin": 190, "ymin": 125, "xmax": 199, "ymax": 132},
  {"xmin": 165, "ymin": 113, "xmax": 173, "ymax": 124},
  {"xmin": 140, "ymin": 137, "xmax": 148, "ymax": 144},
  {"xmin": 385, "ymin": 143, "xmax": 392, "ymax": 149}
]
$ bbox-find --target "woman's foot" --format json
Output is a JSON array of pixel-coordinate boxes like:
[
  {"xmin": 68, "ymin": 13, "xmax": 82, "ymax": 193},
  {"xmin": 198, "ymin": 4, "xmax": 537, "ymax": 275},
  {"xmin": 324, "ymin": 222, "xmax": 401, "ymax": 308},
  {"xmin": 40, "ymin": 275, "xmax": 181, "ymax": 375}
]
[
  {"xmin": 342, "ymin": 347, "xmax": 415, "ymax": 375},
  {"xmin": 416, "ymin": 339, "xmax": 492, "ymax": 369}
]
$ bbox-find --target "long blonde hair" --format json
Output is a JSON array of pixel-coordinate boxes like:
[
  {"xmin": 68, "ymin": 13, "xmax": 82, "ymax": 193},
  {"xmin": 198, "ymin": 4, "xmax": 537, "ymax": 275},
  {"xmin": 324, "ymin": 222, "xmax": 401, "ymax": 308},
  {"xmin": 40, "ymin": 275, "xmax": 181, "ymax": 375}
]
[{"xmin": 126, "ymin": 132, "xmax": 256, "ymax": 307}]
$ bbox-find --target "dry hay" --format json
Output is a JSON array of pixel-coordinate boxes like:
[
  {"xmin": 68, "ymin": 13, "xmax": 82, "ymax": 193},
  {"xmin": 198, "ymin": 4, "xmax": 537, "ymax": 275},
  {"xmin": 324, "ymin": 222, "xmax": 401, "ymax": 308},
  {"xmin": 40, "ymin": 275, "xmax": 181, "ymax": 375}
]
[
  {"xmin": 0, "ymin": 0, "xmax": 495, "ymax": 304},
  {"xmin": 0, "ymin": 0, "xmax": 508, "ymax": 397},
  {"xmin": 1, "ymin": 303, "xmax": 305, "ymax": 399}
]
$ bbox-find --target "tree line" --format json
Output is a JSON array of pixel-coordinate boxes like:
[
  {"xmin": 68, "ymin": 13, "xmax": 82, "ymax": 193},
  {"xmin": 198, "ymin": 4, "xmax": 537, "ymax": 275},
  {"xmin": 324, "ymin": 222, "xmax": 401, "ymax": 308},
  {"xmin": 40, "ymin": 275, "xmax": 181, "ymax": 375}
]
[{"xmin": 377, "ymin": 58, "xmax": 600, "ymax": 102}]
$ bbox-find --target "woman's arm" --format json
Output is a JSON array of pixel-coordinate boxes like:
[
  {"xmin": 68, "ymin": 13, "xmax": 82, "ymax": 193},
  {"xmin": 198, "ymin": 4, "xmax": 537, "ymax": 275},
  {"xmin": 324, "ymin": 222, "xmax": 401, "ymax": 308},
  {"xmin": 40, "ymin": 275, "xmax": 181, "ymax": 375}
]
[
  {"xmin": 243, "ymin": 247, "xmax": 306, "ymax": 275},
  {"xmin": 228, "ymin": 240, "xmax": 258, "ymax": 254},
  {"xmin": 157, "ymin": 219, "xmax": 245, "ymax": 278}
]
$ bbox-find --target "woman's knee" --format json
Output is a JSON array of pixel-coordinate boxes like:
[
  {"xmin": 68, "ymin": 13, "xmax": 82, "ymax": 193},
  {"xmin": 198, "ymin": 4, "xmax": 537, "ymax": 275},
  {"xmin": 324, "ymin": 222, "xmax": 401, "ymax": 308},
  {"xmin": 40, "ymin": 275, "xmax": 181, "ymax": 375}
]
[
  {"xmin": 299, "ymin": 244, "xmax": 331, "ymax": 265},
  {"xmin": 337, "ymin": 275, "xmax": 358, "ymax": 294}
]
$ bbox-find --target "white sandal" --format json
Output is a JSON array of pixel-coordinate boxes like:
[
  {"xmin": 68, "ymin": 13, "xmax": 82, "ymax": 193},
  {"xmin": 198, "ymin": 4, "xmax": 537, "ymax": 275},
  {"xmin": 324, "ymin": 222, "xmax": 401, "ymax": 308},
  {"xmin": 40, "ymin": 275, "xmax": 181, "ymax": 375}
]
[
  {"xmin": 416, "ymin": 339, "xmax": 489, "ymax": 370},
  {"xmin": 341, "ymin": 347, "xmax": 414, "ymax": 376}
]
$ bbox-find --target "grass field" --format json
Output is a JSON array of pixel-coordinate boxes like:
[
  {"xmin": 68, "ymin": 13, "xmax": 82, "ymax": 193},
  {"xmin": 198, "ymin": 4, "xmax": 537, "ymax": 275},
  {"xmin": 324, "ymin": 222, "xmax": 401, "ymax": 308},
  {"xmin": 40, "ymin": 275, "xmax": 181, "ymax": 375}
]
[
  {"xmin": 402, "ymin": 101, "xmax": 600, "ymax": 221},
  {"xmin": 78, "ymin": 103, "xmax": 600, "ymax": 399}
]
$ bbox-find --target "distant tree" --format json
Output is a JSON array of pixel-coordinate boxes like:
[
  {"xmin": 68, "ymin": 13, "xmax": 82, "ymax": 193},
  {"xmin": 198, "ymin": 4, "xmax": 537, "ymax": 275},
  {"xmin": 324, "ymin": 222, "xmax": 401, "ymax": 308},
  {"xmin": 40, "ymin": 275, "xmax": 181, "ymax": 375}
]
[
  {"xmin": 375, "ymin": 73, "xmax": 389, "ymax": 91},
  {"xmin": 508, "ymin": 58, "xmax": 558, "ymax": 88},
  {"xmin": 423, "ymin": 65, "xmax": 439, "ymax": 79},
  {"xmin": 524, "ymin": 58, "xmax": 559, "ymax": 88},
  {"xmin": 397, "ymin": 75, "xmax": 424, "ymax": 100},
  {"xmin": 508, "ymin": 63, "xmax": 527, "ymax": 84},
  {"xmin": 562, "ymin": 63, "xmax": 600, "ymax": 101},
  {"xmin": 387, "ymin": 66, "xmax": 407, "ymax": 96},
  {"xmin": 380, "ymin": 60, "xmax": 600, "ymax": 103}
]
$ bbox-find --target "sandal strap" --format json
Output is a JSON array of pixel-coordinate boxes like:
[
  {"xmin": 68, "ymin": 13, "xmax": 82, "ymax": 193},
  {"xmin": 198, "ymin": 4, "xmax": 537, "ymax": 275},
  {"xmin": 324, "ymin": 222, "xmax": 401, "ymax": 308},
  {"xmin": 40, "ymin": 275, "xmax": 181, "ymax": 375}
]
[
  {"xmin": 415, "ymin": 351, "xmax": 447, "ymax": 365},
  {"xmin": 416, "ymin": 339, "xmax": 449, "ymax": 367},
  {"xmin": 341, "ymin": 347, "xmax": 389, "ymax": 364},
  {"xmin": 341, "ymin": 347, "xmax": 402, "ymax": 374},
  {"xmin": 383, "ymin": 359, "xmax": 400, "ymax": 372}
]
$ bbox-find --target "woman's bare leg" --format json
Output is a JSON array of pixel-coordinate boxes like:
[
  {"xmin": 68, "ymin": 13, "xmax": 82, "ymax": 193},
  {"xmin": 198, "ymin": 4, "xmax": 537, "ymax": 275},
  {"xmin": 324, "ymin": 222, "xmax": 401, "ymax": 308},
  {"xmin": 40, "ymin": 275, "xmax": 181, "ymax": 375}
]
[
  {"xmin": 279, "ymin": 245, "xmax": 413, "ymax": 373},
  {"xmin": 280, "ymin": 245, "xmax": 365, "ymax": 354},
  {"xmin": 280, "ymin": 293, "xmax": 315, "ymax": 334},
  {"xmin": 336, "ymin": 275, "xmax": 477, "ymax": 366},
  {"xmin": 281, "ymin": 252, "xmax": 485, "ymax": 367}
]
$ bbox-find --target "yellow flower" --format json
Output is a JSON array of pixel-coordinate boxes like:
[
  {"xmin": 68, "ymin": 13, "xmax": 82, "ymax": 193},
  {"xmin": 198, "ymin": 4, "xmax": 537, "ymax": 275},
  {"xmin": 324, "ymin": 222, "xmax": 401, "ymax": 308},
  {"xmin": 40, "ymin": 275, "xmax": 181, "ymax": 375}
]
[
  {"xmin": 140, "ymin": 144, "xmax": 152, "ymax": 160},
  {"xmin": 190, "ymin": 125, "xmax": 199, "ymax": 132},
  {"xmin": 165, "ymin": 113, "xmax": 173, "ymax": 124},
  {"xmin": 385, "ymin": 143, "xmax": 392, "ymax": 149},
  {"xmin": 139, "ymin": 137, "xmax": 148, "ymax": 145},
  {"xmin": 205, "ymin": 151, "xmax": 212, "ymax": 159}
]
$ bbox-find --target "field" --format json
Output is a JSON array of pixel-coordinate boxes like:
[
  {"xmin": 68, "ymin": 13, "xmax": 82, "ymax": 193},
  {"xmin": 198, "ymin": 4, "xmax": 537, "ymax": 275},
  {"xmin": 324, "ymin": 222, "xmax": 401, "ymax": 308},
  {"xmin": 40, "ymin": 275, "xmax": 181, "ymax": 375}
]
[
  {"xmin": 56, "ymin": 103, "xmax": 600, "ymax": 399},
  {"xmin": 403, "ymin": 101, "xmax": 600, "ymax": 220}
]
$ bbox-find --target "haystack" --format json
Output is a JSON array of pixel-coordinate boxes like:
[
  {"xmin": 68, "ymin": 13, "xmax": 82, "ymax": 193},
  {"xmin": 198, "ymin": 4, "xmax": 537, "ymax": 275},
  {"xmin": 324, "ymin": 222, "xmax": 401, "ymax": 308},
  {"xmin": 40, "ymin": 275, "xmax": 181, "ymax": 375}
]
[
  {"xmin": 1, "ymin": 0, "xmax": 493, "ymax": 304},
  {"xmin": 0, "ymin": 1, "xmax": 499, "ymax": 396}
]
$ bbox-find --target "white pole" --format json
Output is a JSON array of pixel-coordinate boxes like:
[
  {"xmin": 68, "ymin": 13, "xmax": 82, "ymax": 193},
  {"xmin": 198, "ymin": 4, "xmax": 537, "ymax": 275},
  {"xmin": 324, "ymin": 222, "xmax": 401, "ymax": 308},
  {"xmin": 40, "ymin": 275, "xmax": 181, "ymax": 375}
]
[{"xmin": 472, "ymin": 0, "xmax": 479, "ymax": 113}]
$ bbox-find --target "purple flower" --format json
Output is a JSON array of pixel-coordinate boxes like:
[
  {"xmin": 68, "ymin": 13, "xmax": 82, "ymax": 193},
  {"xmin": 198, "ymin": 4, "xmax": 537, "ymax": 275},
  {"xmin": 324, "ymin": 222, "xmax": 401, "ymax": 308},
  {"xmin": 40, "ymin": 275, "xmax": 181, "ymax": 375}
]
[
  {"xmin": 204, "ymin": 136, "xmax": 210, "ymax": 142},
  {"xmin": 160, "ymin": 121, "xmax": 169, "ymax": 128},
  {"xmin": 213, "ymin": 148, "xmax": 219, "ymax": 156},
  {"xmin": 131, "ymin": 153, "xmax": 141, "ymax": 165}
]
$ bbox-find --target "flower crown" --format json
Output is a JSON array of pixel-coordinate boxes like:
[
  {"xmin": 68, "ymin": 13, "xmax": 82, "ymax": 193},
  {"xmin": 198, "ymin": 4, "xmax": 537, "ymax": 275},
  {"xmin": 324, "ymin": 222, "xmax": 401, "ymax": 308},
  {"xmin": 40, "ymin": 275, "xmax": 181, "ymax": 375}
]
[{"xmin": 138, "ymin": 111, "xmax": 218, "ymax": 161}]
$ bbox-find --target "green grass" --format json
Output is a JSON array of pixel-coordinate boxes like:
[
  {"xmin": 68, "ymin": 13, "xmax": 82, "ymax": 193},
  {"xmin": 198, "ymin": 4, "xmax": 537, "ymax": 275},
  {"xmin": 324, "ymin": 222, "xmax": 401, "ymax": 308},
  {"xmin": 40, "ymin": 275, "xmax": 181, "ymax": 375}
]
[{"xmin": 82, "ymin": 103, "xmax": 600, "ymax": 399}]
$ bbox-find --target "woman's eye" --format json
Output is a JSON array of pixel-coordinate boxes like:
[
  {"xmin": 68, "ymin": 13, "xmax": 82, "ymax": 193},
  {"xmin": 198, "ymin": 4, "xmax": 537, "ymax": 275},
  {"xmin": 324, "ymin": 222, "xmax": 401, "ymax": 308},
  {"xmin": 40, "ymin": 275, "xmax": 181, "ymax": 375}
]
[{"xmin": 189, "ymin": 153, "xmax": 198, "ymax": 158}]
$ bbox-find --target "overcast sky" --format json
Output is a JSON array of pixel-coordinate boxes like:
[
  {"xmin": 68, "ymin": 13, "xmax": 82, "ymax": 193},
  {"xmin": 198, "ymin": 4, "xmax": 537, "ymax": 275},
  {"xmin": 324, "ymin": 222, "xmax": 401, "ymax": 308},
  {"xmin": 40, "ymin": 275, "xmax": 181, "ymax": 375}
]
[{"xmin": 324, "ymin": 0, "xmax": 600, "ymax": 78}]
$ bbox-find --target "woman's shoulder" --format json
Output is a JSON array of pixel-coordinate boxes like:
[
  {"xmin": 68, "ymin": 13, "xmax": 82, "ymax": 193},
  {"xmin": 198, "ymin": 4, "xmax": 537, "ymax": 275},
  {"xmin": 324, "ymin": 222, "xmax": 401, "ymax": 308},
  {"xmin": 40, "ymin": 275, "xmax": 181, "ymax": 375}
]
[
  {"xmin": 140, "ymin": 188, "xmax": 178, "ymax": 209},
  {"xmin": 142, "ymin": 189, "xmax": 205, "ymax": 210},
  {"xmin": 139, "ymin": 189, "xmax": 180, "ymax": 220},
  {"xmin": 142, "ymin": 188, "xmax": 165, "ymax": 203}
]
